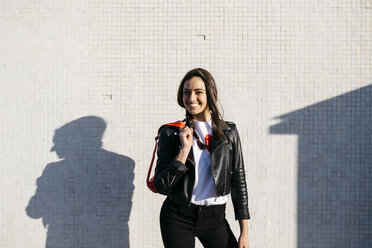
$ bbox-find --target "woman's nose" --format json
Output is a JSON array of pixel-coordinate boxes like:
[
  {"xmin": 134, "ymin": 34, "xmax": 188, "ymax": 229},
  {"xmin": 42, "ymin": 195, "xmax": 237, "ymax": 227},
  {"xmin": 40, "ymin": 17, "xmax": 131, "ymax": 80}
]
[{"xmin": 189, "ymin": 92, "xmax": 196, "ymax": 101}]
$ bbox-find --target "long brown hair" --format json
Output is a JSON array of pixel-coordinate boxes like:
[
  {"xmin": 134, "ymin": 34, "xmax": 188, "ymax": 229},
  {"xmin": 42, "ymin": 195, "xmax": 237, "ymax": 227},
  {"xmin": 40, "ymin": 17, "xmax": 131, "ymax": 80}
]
[{"xmin": 177, "ymin": 68, "xmax": 227, "ymax": 140}]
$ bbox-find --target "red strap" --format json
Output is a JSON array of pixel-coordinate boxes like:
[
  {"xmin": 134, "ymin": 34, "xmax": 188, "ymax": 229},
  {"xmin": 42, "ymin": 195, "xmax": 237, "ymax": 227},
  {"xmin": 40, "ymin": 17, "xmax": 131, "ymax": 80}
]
[
  {"xmin": 161, "ymin": 122, "xmax": 186, "ymax": 130},
  {"xmin": 205, "ymin": 134, "xmax": 212, "ymax": 152},
  {"xmin": 147, "ymin": 121, "xmax": 186, "ymax": 193}
]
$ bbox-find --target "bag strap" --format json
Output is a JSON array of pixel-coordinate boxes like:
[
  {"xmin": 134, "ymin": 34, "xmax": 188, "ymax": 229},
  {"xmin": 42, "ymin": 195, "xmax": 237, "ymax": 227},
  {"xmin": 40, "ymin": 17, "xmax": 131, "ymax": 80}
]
[{"xmin": 146, "ymin": 121, "xmax": 186, "ymax": 185}]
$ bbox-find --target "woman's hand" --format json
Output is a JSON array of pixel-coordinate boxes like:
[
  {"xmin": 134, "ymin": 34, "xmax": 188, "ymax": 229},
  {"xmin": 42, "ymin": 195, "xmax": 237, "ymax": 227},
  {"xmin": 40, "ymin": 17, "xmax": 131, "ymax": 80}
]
[
  {"xmin": 238, "ymin": 232, "xmax": 249, "ymax": 248},
  {"xmin": 179, "ymin": 126, "xmax": 193, "ymax": 150},
  {"xmin": 175, "ymin": 126, "xmax": 193, "ymax": 164},
  {"xmin": 238, "ymin": 219, "xmax": 250, "ymax": 248}
]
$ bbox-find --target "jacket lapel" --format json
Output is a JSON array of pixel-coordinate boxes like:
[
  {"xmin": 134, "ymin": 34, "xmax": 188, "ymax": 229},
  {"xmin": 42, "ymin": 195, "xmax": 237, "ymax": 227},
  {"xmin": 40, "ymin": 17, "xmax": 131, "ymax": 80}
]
[
  {"xmin": 186, "ymin": 146, "xmax": 195, "ymax": 166},
  {"xmin": 210, "ymin": 121, "xmax": 229, "ymax": 154}
]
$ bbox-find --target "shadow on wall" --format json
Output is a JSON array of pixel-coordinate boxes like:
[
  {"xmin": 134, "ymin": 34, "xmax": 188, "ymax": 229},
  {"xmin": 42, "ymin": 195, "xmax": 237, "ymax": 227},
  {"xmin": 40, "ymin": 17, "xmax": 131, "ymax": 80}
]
[
  {"xmin": 270, "ymin": 85, "xmax": 372, "ymax": 248},
  {"xmin": 26, "ymin": 116, "xmax": 135, "ymax": 248}
]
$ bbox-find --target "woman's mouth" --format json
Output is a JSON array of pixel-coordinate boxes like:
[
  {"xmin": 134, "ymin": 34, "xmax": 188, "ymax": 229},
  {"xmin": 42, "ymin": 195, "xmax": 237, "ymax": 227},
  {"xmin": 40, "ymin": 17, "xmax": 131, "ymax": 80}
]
[
  {"xmin": 188, "ymin": 103, "xmax": 199, "ymax": 108},
  {"xmin": 188, "ymin": 103, "xmax": 200, "ymax": 110}
]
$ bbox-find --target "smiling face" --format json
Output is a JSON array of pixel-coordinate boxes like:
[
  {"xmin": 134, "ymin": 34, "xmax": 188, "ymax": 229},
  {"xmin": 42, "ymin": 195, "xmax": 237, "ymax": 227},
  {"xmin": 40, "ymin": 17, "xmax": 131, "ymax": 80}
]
[{"xmin": 182, "ymin": 76, "xmax": 211, "ymax": 122}]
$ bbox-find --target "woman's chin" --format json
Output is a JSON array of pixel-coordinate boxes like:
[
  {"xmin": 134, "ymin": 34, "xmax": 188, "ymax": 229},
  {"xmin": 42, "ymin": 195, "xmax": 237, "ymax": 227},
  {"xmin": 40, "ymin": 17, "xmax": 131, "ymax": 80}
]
[{"xmin": 188, "ymin": 110, "xmax": 201, "ymax": 116}]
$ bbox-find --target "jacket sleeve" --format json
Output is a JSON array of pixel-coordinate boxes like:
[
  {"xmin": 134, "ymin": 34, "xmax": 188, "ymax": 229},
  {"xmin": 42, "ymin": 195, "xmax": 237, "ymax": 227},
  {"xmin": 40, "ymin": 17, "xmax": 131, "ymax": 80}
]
[
  {"xmin": 153, "ymin": 126, "xmax": 189, "ymax": 195},
  {"xmin": 230, "ymin": 126, "xmax": 251, "ymax": 220}
]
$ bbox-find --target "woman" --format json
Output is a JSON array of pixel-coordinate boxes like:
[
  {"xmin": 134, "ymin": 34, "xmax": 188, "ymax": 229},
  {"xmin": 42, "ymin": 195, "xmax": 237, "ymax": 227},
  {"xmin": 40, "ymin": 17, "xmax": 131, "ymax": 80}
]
[{"xmin": 154, "ymin": 68, "xmax": 250, "ymax": 248}]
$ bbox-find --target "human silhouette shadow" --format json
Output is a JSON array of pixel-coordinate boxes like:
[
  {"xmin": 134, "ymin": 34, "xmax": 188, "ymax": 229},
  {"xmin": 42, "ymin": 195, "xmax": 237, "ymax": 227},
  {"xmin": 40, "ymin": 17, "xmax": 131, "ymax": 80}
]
[
  {"xmin": 26, "ymin": 116, "xmax": 135, "ymax": 248},
  {"xmin": 270, "ymin": 85, "xmax": 371, "ymax": 248}
]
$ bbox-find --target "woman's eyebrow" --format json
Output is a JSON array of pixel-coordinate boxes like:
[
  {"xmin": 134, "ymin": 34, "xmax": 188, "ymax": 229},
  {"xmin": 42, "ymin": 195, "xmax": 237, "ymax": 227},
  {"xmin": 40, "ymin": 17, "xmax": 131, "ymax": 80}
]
[{"xmin": 183, "ymin": 88, "xmax": 205, "ymax": 91}]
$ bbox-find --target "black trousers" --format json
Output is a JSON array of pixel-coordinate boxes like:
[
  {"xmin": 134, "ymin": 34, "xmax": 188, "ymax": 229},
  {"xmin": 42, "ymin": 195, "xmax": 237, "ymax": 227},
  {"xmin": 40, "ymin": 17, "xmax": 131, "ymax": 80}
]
[{"xmin": 159, "ymin": 198, "xmax": 238, "ymax": 248}]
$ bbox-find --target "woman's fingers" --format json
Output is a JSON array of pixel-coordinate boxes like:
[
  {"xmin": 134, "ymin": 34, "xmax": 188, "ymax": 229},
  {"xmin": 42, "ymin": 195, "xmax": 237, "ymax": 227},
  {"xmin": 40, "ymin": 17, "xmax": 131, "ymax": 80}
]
[
  {"xmin": 179, "ymin": 127, "xmax": 193, "ymax": 148},
  {"xmin": 181, "ymin": 127, "xmax": 193, "ymax": 138},
  {"xmin": 179, "ymin": 126, "xmax": 191, "ymax": 134}
]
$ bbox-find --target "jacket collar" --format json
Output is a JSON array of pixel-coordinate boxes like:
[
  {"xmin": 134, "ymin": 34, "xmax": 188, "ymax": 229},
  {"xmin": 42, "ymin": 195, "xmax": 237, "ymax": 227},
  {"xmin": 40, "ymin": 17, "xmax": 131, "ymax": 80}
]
[{"xmin": 210, "ymin": 128, "xmax": 228, "ymax": 154}]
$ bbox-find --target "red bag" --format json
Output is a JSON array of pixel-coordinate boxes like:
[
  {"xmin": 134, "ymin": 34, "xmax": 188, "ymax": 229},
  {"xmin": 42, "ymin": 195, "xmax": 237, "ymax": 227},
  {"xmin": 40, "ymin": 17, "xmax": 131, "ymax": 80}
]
[{"xmin": 147, "ymin": 121, "xmax": 186, "ymax": 193}]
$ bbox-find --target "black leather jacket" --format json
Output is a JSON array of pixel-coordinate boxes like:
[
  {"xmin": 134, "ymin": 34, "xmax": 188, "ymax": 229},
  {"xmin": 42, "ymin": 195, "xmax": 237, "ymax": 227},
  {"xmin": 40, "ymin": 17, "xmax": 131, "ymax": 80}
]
[{"xmin": 154, "ymin": 120, "xmax": 250, "ymax": 220}]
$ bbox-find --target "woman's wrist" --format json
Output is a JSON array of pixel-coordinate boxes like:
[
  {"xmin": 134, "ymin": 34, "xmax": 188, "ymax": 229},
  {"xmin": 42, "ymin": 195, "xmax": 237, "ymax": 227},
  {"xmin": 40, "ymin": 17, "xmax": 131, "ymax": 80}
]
[
  {"xmin": 239, "ymin": 219, "xmax": 249, "ymax": 235},
  {"xmin": 176, "ymin": 147, "xmax": 191, "ymax": 164}
]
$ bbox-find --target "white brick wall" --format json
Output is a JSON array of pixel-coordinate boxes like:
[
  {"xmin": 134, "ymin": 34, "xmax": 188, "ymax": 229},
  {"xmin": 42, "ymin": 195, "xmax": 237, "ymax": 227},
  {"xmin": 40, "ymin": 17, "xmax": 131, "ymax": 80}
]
[{"xmin": 0, "ymin": 1, "xmax": 371, "ymax": 247}]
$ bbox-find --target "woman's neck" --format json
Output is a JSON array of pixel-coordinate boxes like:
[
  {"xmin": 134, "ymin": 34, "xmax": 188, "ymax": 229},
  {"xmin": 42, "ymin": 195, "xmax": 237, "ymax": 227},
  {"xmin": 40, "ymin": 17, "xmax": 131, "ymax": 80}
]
[
  {"xmin": 192, "ymin": 112, "xmax": 211, "ymax": 122},
  {"xmin": 194, "ymin": 118, "xmax": 212, "ymax": 124}
]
